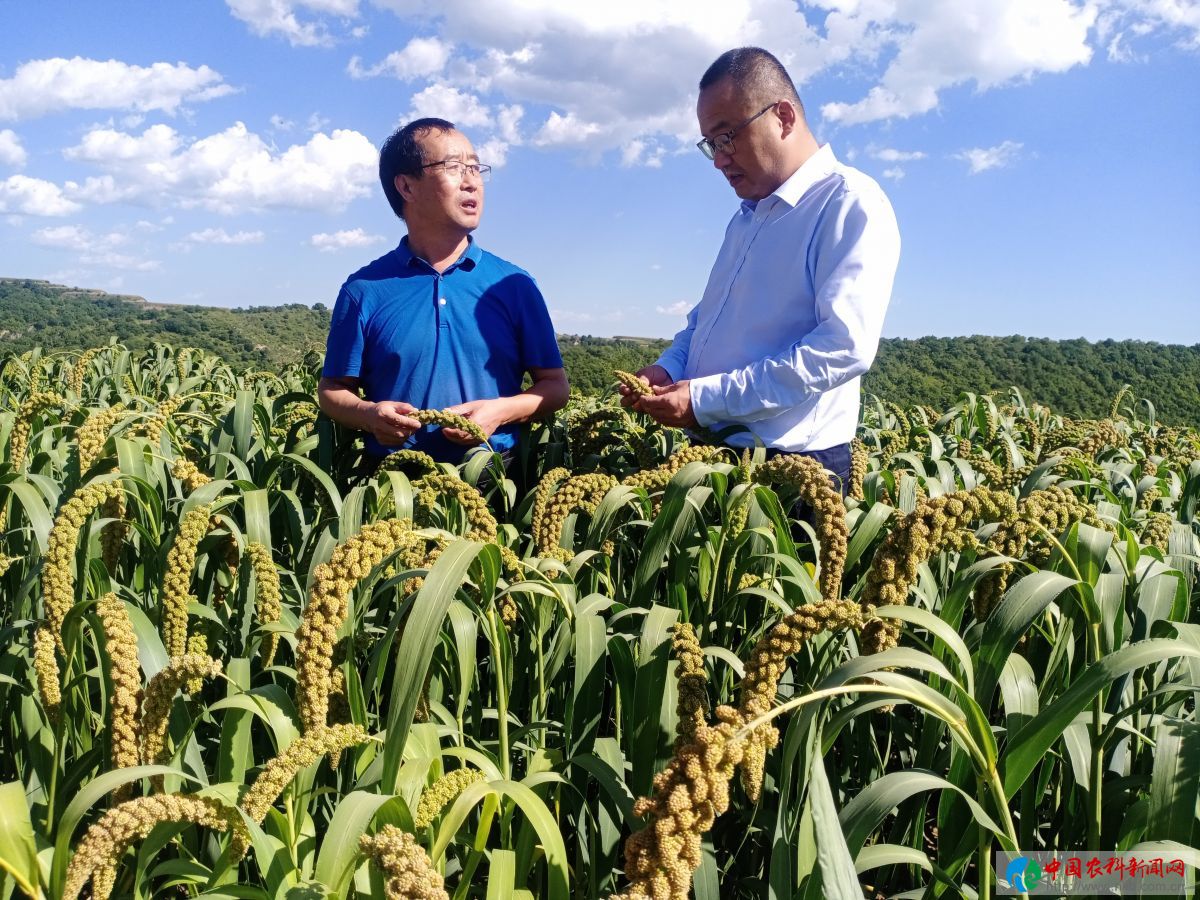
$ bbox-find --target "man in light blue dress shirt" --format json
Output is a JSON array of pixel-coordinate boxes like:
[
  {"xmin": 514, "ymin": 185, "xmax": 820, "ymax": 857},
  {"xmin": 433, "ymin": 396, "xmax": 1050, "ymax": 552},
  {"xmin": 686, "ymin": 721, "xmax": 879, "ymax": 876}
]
[{"xmin": 625, "ymin": 47, "xmax": 900, "ymax": 492}]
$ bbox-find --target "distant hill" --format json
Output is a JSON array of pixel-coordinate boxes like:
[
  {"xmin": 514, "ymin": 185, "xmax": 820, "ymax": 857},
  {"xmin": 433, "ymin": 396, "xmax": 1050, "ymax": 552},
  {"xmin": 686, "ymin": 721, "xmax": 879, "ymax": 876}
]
[
  {"xmin": 0, "ymin": 277, "xmax": 331, "ymax": 368},
  {"xmin": 3, "ymin": 277, "xmax": 1198, "ymax": 423}
]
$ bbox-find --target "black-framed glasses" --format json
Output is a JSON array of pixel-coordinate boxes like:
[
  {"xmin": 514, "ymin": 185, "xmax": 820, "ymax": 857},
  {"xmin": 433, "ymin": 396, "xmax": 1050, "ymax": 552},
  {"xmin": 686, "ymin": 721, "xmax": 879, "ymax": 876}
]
[
  {"xmin": 421, "ymin": 159, "xmax": 492, "ymax": 183},
  {"xmin": 696, "ymin": 102, "xmax": 779, "ymax": 159}
]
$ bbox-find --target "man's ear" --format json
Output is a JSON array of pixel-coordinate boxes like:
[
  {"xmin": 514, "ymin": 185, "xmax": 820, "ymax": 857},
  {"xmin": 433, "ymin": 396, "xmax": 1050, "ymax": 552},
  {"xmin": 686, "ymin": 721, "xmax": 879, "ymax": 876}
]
[
  {"xmin": 395, "ymin": 173, "xmax": 416, "ymax": 204},
  {"xmin": 776, "ymin": 99, "xmax": 799, "ymax": 139}
]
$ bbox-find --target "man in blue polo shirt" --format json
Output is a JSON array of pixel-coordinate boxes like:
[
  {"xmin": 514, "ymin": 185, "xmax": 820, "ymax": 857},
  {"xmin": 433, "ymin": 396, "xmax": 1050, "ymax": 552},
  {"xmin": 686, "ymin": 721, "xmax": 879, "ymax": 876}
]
[{"xmin": 318, "ymin": 117, "xmax": 568, "ymax": 466}]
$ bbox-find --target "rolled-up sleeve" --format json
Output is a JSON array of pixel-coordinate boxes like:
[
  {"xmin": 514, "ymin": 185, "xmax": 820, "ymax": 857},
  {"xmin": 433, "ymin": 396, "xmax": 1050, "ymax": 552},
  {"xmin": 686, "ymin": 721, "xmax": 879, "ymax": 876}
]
[{"xmin": 688, "ymin": 187, "xmax": 900, "ymax": 426}]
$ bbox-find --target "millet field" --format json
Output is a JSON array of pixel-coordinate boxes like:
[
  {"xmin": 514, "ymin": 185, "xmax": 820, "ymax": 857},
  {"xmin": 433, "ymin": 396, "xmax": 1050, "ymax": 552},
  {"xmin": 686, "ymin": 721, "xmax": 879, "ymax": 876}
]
[{"xmin": 0, "ymin": 344, "xmax": 1198, "ymax": 899}]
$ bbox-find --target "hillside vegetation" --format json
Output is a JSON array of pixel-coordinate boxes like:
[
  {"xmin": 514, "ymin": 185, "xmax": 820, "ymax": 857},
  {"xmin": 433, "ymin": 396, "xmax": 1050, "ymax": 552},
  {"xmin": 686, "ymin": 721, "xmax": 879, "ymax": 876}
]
[{"xmin": 4, "ymin": 276, "xmax": 1198, "ymax": 422}]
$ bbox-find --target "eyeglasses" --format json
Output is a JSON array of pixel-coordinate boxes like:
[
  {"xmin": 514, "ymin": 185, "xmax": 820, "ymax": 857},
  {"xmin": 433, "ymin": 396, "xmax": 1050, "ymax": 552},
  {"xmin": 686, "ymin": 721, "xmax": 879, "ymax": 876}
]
[
  {"xmin": 696, "ymin": 103, "xmax": 779, "ymax": 159},
  {"xmin": 421, "ymin": 159, "xmax": 492, "ymax": 183}
]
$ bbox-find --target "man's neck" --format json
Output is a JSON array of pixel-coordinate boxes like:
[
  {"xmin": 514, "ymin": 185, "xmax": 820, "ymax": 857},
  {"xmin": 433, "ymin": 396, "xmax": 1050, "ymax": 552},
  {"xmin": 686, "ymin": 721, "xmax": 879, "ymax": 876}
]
[
  {"xmin": 782, "ymin": 134, "xmax": 823, "ymax": 181},
  {"xmin": 406, "ymin": 231, "xmax": 471, "ymax": 273}
]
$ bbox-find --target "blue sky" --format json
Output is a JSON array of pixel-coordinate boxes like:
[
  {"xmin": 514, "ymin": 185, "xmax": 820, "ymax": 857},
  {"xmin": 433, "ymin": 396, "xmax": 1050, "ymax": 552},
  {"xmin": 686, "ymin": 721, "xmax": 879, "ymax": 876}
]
[{"xmin": 1, "ymin": 1, "xmax": 1197, "ymax": 344}]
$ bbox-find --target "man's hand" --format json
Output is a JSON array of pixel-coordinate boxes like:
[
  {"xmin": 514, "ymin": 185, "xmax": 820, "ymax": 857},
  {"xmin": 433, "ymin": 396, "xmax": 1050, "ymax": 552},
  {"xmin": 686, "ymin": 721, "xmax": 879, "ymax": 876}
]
[
  {"xmin": 441, "ymin": 398, "xmax": 509, "ymax": 445},
  {"xmin": 634, "ymin": 379, "xmax": 698, "ymax": 429},
  {"xmin": 369, "ymin": 400, "xmax": 421, "ymax": 447},
  {"xmin": 619, "ymin": 365, "xmax": 673, "ymax": 408}
]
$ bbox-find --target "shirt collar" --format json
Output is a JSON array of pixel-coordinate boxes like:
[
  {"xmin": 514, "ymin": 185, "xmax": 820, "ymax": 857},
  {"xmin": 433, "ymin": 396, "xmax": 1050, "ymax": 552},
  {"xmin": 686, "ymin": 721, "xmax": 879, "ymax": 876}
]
[
  {"xmin": 398, "ymin": 234, "xmax": 481, "ymax": 272},
  {"xmin": 739, "ymin": 143, "xmax": 837, "ymax": 216}
]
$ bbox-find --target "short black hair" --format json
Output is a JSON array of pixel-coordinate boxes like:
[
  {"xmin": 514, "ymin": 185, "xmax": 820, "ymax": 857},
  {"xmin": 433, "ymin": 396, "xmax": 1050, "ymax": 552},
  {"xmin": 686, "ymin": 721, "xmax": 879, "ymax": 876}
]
[
  {"xmin": 379, "ymin": 117, "xmax": 456, "ymax": 220},
  {"xmin": 699, "ymin": 47, "xmax": 803, "ymax": 117}
]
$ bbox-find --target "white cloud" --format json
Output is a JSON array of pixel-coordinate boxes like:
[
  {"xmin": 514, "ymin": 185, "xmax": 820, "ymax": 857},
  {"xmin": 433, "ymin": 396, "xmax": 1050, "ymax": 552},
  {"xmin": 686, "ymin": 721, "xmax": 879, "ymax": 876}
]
[
  {"xmin": 655, "ymin": 300, "xmax": 692, "ymax": 316},
  {"xmin": 496, "ymin": 105, "xmax": 524, "ymax": 144},
  {"xmin": 821, "ymin": 1, "xmax": 1098, "ymax": 125},
  {"xmin": 370, "ymin": 0, "xmax": 824, "ymax": 156},
  {"xmin": 64, "ymin": 122, "xmax": 377, "ymax": 214},
  {"xmin": 0, "ymin": 175, "xmax": 81, "ymax": 216},
  {"xmin": 954, "ymin": 140, "xmax": 1024, "ymax": 174},
  {"xmin": 185, "ymin": 227, "xmax": 266, "ymax": 244},
  {"xmin": 534, "ymin": 111, "xmax": 603, "ymax": 147},
  {"xmin": 1096, "ymin": 1, "xmax": 1200, "ymax": 52},
  {"xmin": 0, "ymin": 130, "xmax": 28, "ymax": 167},
  {"xmin": 474, "ymin": 138, "xmax": 510, "ymax": 168},
  {"xmin": 0, "ymin": 57, "xmax": 233, "ymax": 121},
  {"xmin": 872, "ymin": 147, "xmax": 927, "ymax": 162},
  {"xmin": 270, "ymin": 114, "xmax": 296, "ymax": 131},
  {"xmin": 225, "ymin": 0, "xmax": 360, "ymax": 47},
  {"xmin": 620, "ymin": 139, "xmax": 665, "ymax": 168},
  {"xmin": 881, "ymin": 167, "xmax": 906, "ymax": 180},
  {"xmin": 348, "ymin": 37, "xmax": 453, "ymax": 79},
  {"xmin": 81, "ymin": 250, "xmax": 160, "ymax": 272},
  {"xmin": 408, "ymin": 83, "xmax": 493, "ymax": 128},
  {"xmin": 32, "ymin": 223, "xmax": 156, "ymax": 270},
  {"xmin": 310, "ymin": 228, "xmax": 386, "ymax": 251},
  {"xmin": 31, "ymin": 224, "xmax": 93, "ymax": 247}
]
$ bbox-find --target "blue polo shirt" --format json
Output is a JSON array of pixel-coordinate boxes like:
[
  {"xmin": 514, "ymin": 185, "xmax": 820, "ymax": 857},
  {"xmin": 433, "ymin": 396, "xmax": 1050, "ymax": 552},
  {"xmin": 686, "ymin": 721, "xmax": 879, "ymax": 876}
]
[{"xmin": 324, "ymin": 237, "xmax": 563, "ymax": 461}]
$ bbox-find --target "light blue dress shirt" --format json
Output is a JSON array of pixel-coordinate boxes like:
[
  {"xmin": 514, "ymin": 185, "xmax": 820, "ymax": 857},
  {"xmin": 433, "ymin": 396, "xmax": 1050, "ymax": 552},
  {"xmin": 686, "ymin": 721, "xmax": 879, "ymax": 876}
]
[{"xmin": 656, "ymin": 144, "xmax": 900, "ymax": 452}]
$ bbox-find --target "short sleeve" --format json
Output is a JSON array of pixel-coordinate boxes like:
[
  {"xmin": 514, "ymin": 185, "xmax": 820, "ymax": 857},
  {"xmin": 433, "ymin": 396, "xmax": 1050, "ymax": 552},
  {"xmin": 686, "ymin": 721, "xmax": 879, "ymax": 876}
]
[
  {"xmin": 323, "ymin": 285, "xmax": 366, "ymax": 379},
  {"xmin": 516, "ymin": 276, "xmax": 563, "ymax": 369}
]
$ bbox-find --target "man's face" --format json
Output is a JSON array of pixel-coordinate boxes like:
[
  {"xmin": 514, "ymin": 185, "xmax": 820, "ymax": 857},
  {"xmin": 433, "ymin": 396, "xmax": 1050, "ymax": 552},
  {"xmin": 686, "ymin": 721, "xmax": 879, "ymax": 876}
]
[
  {"xmin": 399, "ymin": 128, "xmax": 484, "ymax": 233},
  {"xmin": 697, "ymin": 78, "xmax": 785, "ymax": 201}
]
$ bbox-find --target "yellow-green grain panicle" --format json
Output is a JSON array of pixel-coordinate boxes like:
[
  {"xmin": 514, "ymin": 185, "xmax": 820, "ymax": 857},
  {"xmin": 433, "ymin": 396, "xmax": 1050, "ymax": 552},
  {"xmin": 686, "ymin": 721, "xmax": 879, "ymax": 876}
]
[
  {"xmin": 672, "ymin": 623, "xmax": 708, "ymax": 749},
  {"xmin": 97, "ymin": 593, "xmax": 142, "ymax": 802},
  {"xmin": 62, "ymin": 794, "xmax": 247, "ymax": 900},
  {"xmin": 99, "ymin": 489, "xmax": 126, "ymax": 574},
  {"xmin": 755, "ymin": 454, "xmax": 849, "ymax": 602},
  {"xmin": 972, "ymin": 485, "xmax": 1113, "ymax": 619},
  {"xmin": 532, "ymin": 472, "xmax": 617, "ymax": 562},
  {"xmin": 160, "ymin": 505, "xmax": 212, "ymax": 659},
  {"xmin": 359, "ymin": 825, "xmax": 449, "ymax": 900},
  {"xmin": 236, "ymin": 724, "xmax": 369, "ymax": 855},
  {"xmin": 415, "ymin": 472, "xmax": 498, "ymax": 542},
  {"xmin": 6, "ymin": 391, "xmax": 64, "ymax": 473},
  {"xmin": 67, "ymin": 348, "xmax": 100, "ymax": 397},
  {"xmin": 531, "ymin": 467, "xmax": 571, "ymax": 539},
  {"xmin": 295, "ymin": 519, "xmax": 424, "ymax": 734},
  {"xmin": 377, "ymin": 448, "xmax": 440, "ymax": 478},
  {"xmin": 246, "ymin": 541, "xmax": 282, "ymax": 667},
  {"xmin": 41, "ymin": 479, "xmax": 126, "ymax": 651},
  {"xmin": 33, "ymin": 626, "xmax": 61, "ymax": 724},
  {"xmin": 411, "ymin": 408, "xmax": 488, "ymax": 445},
  {"xmin": 614, "ymin": 369, "xmax": 653, "ymax": 396},
  {"xmin": 860, "ymin": 488, "xmax": 1016, "ymax": 654},
  {"xmin": 1110, "ymin": 384, "xmax": 1133, "ymax": 421},
  {"xmin": 621, "ymin": 444, "xmax": 722, "ymax": 493},
  {"xmin": 139, "ymin": 395, "xmax": 185, "ymax": 446},
  {"xmin": 848, "ymin": 437, "xmax": 869, "ymax": 501},
  {"xmin": 1141, "ymin": 512, "xmax": 1174, "ymax": 553},
  {"xmin": 171, "ymin": 456, "xmax": 212, "ymax": 493},
  {"xmin": 76, "ymin": 404, "xmax": 127, "ymax": 473},
  {"xmin": 614, "ymin": 706, "xmax": 747, "ymax": 900},
  {"xmin": 569, "ymin": 407, "xmax": 626, "ymax": 460},
  {"xmin": 414, "ymin": 767, "xmax": 488, "ymax": 829},
  {"xmin": 736, "ymin": 598, "xmax": 863, "ymax": 802},
  {"xmin": 141, "ymin": 654, "xmax": 223, "ymax": 787}
]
